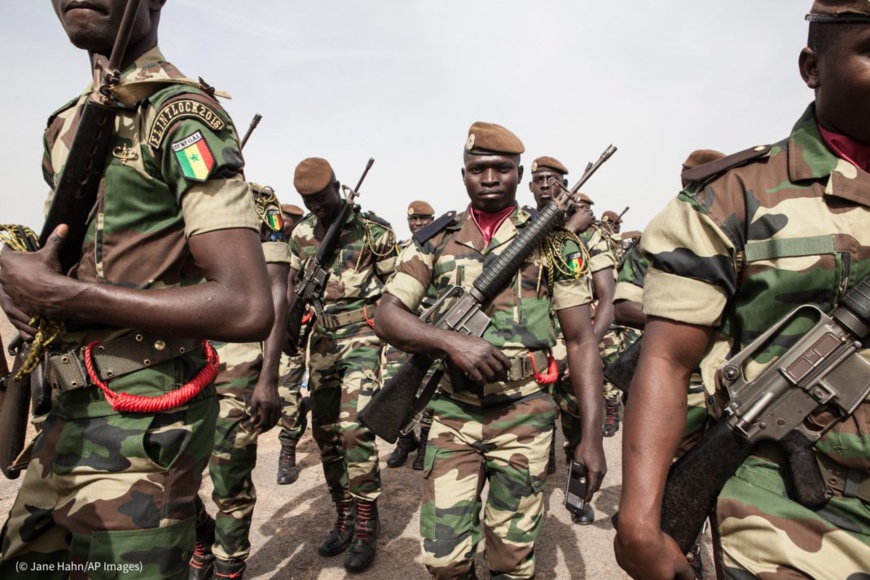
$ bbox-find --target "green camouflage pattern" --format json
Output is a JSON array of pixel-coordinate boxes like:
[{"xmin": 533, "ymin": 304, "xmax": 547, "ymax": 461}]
[
  {"xmin": 385, "ymin": 206, "xmax": 593, "ymax": 407},
  {"xmin": 420, "ymin": 394, "xmax": 557, "ymax": 579},
  {"xmin": 278, "ymin": 351, "xmax": 307, "ymax": 445},
  {"xmin": 41, "ymin": 47, "xmax": 259, "ymax": 352},
  {"xmin": 641, "ymin": 104, "xmax": 870, "ymax": 575},
  {"xmin": 579, "ymin": 223, "xmax": 617, "ymax": 275},
  {"xmin": 289, "ymin": 210, "xmax": 397, "ymax": 339},
  {"xmin": 308, "ymin": 328, "xmax": 384, "ymax": 502}
]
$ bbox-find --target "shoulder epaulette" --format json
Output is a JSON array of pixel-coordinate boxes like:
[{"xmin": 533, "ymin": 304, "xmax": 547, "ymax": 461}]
[
  {"xmin": 522, "ymin": 205, "xmax": 539, "ymax": 219},
  {"xmin": 681, "ymin": 144, "xmax": 772, "ymax": 185},
  {"xmin": 413, "ymin": 210, "xmax": 459, "ymax": 244},
  {"xmin": 46, "ymin": 96, "xmax": 79, "ymax": 127},
  {"xmin": 361, "ymin": 211, "xmax": 391, "ymax": 228}
]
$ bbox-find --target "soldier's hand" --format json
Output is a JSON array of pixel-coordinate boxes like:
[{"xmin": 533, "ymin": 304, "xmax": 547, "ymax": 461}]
[
  {"xmin": 0, "ymin": 286, "xmax": 37, "ymax": 341},
  {"xmin": 566, "ymin": 206, "xmax": 594, "ymax": 234},
  {"xmin": 574, "ymin": 441, "xmax": 606, "ymax": 501},
  {"xmin": 0, "ymin": 225, "xmax": 69, "ymax": 321},
  {"xmin": 614, "ymin": 525, "xmax": 696, "ymax": 580},
  {"xmin": 249, "ymin": 380, "xmax": 280, "ymax": 432},
  {"xmin": 445, "ymin": 335, "xmax": 511, "ymax": 384}
]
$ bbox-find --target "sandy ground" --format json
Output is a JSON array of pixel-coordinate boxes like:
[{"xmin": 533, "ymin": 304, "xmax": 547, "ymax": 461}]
[{"xmin": 0, "ymin": 314, "xmax": 712, "ymax": 579}]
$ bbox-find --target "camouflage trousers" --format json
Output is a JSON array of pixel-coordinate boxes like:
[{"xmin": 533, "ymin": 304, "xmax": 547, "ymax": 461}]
[
  {"xmin": 420, "ymin": 393, "xmax": 557, "ymax": 579},
  {"xmin": 309, "ymin": 328, "xmax": 383, "ymax": 502},
  {"xmin": 195, "ymin": 341, "xmax": 264, "ymax": 561},
  {"xmin": 716, "ymin": 456, "xmax": 870, "ymax": 578},
  {"xmin": 278, "ymin": 351, "xmax": 307, "ymax": 446},
  {"xmin": 0, "ymin": 384, "xmax": 217, "ymax": 580}
]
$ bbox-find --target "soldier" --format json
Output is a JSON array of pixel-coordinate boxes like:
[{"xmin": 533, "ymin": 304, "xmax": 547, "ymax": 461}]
[
  {"xmin": 288, "ymin": 158, "xmax": 398, "ymax": 573},
  {"xmin": 386, "ymin": 200, "xmax": 436, "ymax": 470},
  {"xmin": 0, "ymin": 1, "xmax": 273, "ymax": 578},
  {"xmin": 189, "ymin": 184, "xmax": 289, "ymax": 580},
  {"xmin": 376, "ymin": 122, "xmax": 606, "ymax": 578},
  {"xmin": 276, "ymin": 202, "xmax": 310, "ymax": 486},
  {"xmin": 615, "ymin": 3, "xmax": 870, "ymax": 578}
]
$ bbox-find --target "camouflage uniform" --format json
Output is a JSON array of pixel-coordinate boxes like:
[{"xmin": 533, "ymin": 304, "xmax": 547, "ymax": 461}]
[
  {"xmin": 193, "ymin": 189, "xmax": 290, "ymax": 563},
  {"xmin": 613, "ymin": 244, "xmax": 707, "ymax": 459},
  {"xmin": 289, "ymin": 210, "xmax": 397, "ymax": 503},
  {"xmin": 641, "ymin": 105, "xmax": 870, "ymax": 577},
  {"xmin": 0, "ymin": 47, "xmax": 258, "ymax": 579},
  {"xmin": 386, "ymin": 206, "xmax": 593, "ymax": 578},
  {"xmin": 550, "ymin": 224, "xmax": 618, "ymax": 458},
  {"xmin": 277, "ymin": 351, "xmax": 307, "ymax": 447}
]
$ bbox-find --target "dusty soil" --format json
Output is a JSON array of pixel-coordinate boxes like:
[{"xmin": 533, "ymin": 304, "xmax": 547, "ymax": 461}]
[{"xmin": 0, "ymin": 313, "xmax": 712, "ymax": 579}]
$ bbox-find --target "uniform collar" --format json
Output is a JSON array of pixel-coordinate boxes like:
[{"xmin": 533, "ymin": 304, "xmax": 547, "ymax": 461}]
[
  {"xmin": 789, "ymin": 104, "xmax": 870, "ymax": 207},
  {"xmin": 454, "ymin": 205, "xmax": 531, "ymax": 254}
]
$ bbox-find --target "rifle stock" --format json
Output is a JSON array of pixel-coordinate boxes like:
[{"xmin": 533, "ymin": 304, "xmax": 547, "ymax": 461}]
[
  {"xmin": 0, "ymin": 349, "xmax": 31, "ymax": 480},
  {"xmin": 359, "ymin": 353, "xmax": 434, "ymax": 443}
]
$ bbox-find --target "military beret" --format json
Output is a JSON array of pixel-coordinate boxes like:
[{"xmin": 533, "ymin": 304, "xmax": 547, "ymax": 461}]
[
  {"xmin": 807, "ymin": 0, "xmax": 870, "ymax": 22},
  {"xmin": 602, "ymin": 210, "xmax": 622, "ymax": 224},
  {"xmin": 576, "ymin": 193, "xmax": 595, "ymax": 205},
  {"xmin": 465, "ymin": 122, "xmax": 525, "ymax": 155},
  {"xmin": 407, "ymin": 200, "xmax": 435, "ymax": 217},
  {"xmin": 682, "ymin": 149, "xmax": 726, "ymax": 170},
  {"xmin": 281, "ymin": 203, "xmax": 304, "ymax": 217},
  {"xmin": 293, "ymin": 157, "xmax": 335, "ymax": 195},
  {"xmin": 530, "ymin": 156, "xmax": 569, "ymax": 175}
]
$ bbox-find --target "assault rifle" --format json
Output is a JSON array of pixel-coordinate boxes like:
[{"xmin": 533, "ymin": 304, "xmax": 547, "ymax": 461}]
[
  {"xmin": 658, "ymin": 276, "xmax": 870, "ymax": 554},
  {"xmin": 239, "ymin": 113, "xmax": 262, "ymax": 150},
  {"xmin": 359, "ymin": 146, "xmax": 616, "ymax": 443},
  {"xmin": 285, "ymin": 158, "xmax": 375, "ymax": 353}
]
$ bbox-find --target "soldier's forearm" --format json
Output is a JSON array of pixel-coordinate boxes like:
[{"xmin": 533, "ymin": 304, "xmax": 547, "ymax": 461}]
[
  {"xmin": 374, "ymin": 294, "xmax": 455, "ymax": 359},
  {"xmin": 614, "ymin": 299, "xmax": 646, "ymax": 330},
  {"xmin": 261, "ymin": 262, "xmax": 290, "ymax": 386}
]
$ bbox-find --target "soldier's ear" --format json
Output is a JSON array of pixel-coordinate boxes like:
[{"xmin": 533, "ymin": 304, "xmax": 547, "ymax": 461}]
[
  {"xmin": 799, "ymin": 47, "xmax": 820, "ymax": 89},
  {"xmin": 517, "ymin": 165, "xmax": 524, "ymax": 182},
  {"xmin": 460, "ymin": 167, "xmax": 466, "ymax": 182},
  {"xmin": 150, "ymin": 0, "xmax": 168, "ymax": 9}
]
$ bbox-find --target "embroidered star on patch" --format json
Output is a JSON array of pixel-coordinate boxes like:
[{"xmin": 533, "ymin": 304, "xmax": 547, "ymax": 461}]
[{"xmin": 171, "ymin": 131, "xmax": 215, "ymax": 182}]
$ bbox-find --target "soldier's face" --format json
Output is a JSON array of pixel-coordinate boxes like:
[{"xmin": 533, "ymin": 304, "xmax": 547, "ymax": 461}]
[
  {"xmin": 52, "ymin": 0, "xmax": 161, "ymax": 54},
  {"xmin": 301, "ymin": 182, "xmax": 343, "ymax": 225},
  {"xmin": 407, "ymin": 215, "xmax": 433, "ymax": 234},
  {"xmin": 462, "ymin": 153, "xmax": 523, "ymax": 213},
  {"xmin": 529, "ymin": 170, "xmax": 565, "ymax": 210},
  {"xmin": 802, "ymin": 23, "xmax": 870, "ymax": 144}
]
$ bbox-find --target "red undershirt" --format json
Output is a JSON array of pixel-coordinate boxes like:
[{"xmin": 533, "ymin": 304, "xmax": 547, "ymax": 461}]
[
  {"xmin": 819, "ymin": 124, "xmax": 870, "ymax": 173},
  {"xmin": 470, "ymin": 203, "xmax": 516, "ymax": 247}
]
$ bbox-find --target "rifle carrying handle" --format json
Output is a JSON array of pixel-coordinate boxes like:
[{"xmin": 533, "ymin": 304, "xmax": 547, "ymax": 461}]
[{"xmin": 473, "ymin": 202, "xmax": 564, "ymax": 301}]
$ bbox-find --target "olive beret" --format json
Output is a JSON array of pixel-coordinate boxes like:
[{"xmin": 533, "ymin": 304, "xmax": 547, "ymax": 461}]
[
  {"xmin": 602, "ymin": 210, "xmax": 622, "ymax": 224},
  {"xmin": 530, "ymin": 156, "xmax": 569, "ymax": 175},
  {"xmin": 682, "ymin": 149, "xmax": 726, "ymax": 170},
  {"xmin": 407, "ymin": 200, "xmax": 435, "ymax": 217},
  {"xmin": 465, "ymin": 122, "xmax": 525, "ymax": 155},
  {"xmin": 807, "ymin": 0, "xmax": 870, "ymax": 22},
  {"xmin": 293, "ymin": 157, "xmax": 335, "ymax": 195},
  {"xmin": 577, "ymin": 193, "xmax": 594, "ymax": 205},
  {"xmin": 281, "ymin": 204, "xmax": 304, "ymax": 217}
]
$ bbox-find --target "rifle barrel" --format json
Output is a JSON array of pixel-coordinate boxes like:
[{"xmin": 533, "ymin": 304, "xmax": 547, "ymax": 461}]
[{"xmin": 239, "ymin": 113, "xmax": 262, "ymax": 150}]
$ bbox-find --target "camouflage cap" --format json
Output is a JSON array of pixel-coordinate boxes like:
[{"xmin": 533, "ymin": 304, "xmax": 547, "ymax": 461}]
[
  {"xmin": 602, "ymin": 210, "xmax": 622, "ymax": 224},
  {"xmin": 530, "ymin": 156, "xmax": 568, "ymax": 175},
  {"xmin": 577, "ymin": 193, "xmax": 594, "ymax": 205},
  {"xmin": 281, "ymin": 203, "xmax": 304, "ymax": 217},
  {"xmin": 807, "ymin": 0, "xmax": 870, "ymax": 22},
  {"xmin": 465, "ymin": 122, "xmax": 525, "ymax": 155},
  {"xmin": 682, "ymin": 149, "xmax": 726, "ymax": 170},
  {"xmin": 293, "ymin": 157, "xmax": 335, "ymax": 195},
  {"xmin": 407, "ymin": 200, "xmax": 435, "ymax": 217}
]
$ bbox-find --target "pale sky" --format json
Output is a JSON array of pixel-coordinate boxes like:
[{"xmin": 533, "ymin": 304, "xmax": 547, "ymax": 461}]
[{"xmin": 1, "ymin": 1, "xmax": 811, "ymax": 240}]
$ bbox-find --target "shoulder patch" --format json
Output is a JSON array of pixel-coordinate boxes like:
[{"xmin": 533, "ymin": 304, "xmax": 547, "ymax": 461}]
[
  {"xmin": 681, "ymin": 144, "xmax": 771, "ymax": 185},
  {"xmin": 171, "ymin": 131, "xmax": 214, "ymax": 182},
  {"xmin": 148, "ymin": 94, "xmax": 227, "ymax": 149},
  {"xmin": 361, "ymin": 211, "xmax": 391, "ymax": 228},
  {"xmin": 413, "ymin": 210, "xmax": 459, "ymax": 244},
  {"xmin": 252, "ymin": 186, "xmax": 284, "ymax": 233}
]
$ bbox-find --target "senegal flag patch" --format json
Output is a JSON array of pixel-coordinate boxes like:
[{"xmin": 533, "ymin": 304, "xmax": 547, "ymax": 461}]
[
  {"xmin": 568, "ymin": 251, "xmax": 585, "ymax": 278},
  {"xmin": 172, "ymin": 131, "xmax": 215, "ymax": 182},
  {"xmin": 265, "ymin": 208, "xmax": 284, "ymax": 232}
]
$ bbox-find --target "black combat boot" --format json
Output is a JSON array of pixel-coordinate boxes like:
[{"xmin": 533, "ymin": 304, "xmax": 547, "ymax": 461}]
[
  {"xmin": 276, "ymin": 442, "xmax": 299, "ymax": 485},
  {"xmin": 602, "ymin": 398, "xmax": 620, "ymax": 437},
  {"xmin": 189, "ymin": 514, "xmax": 216, "ymax": 580},
  {"xmin": 412, "ymin": 426, "xmax": 430, "ymax": 471},
  {"xmin": 571, "ymin": 503, "xmax": 595, "ymax": 525},
  {"xmin": 547, "ymin": 426, "xmax": 557, "ymax": 474},
  {"xmin": 344, "ymin": 499, "xmax": 379, "ymax": 573},
  {"xmin": 386, "ymin": 431, "xmax": 419, "ymax": 468},
  {"xmin": 318, "ymin": 500, "xmax": 356, "ymax": 557},
  {"xmin": 213, "ymin": 558, "xmax": 246, "ymax": 580}
]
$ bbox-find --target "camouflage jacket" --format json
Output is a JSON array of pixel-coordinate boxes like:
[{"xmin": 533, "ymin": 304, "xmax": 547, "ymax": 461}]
[
  {"xmin": 581, "ymin": 224, "xmax": 618, "ymax": 276},
  {"xmin": 614, "ymin": 243, "xmax": 646, "ymax": 305},
  {"xmin": 289, "ymin": 209, "xmax": 397, "ymax": 338},
  {"xmin": 386, "ymin": 205, "xmax": 593, "ymax": 406},
  {"xmin": 43, "ymin": 47, "xmax": 258, "ymax": 417},
  {"xmin": 641, "ymin": 104, "xmax": 870, "ymax": 472}
]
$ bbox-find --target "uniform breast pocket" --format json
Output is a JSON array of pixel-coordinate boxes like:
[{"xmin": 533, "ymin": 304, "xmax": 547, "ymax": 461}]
[{"xmin": 433, "ymin": 258, "xmax": 458, "ymax": 288}]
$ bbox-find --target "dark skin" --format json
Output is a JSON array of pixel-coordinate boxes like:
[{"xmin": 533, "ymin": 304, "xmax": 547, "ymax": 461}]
[
  {"xmin": 615, "ymin": 25, "xmax": 870, "ymax": 580},
  {"xmin": 613, "ymin": 298, "xmax": 646, "ymax": 330},
  {"xmin": 376, "ymin": 152, "xmax": 606, "ymax": 499},
  {"xmin": 408, "ymin": 214, "xmax": 433, "ymax": 235},
  {"xmin": 529, "ymin": 169, "xmax": 595, "ymax": 232},
  {"xmin": 0, "ymin": 1, "xmax": 274, "ymax": 343}
]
